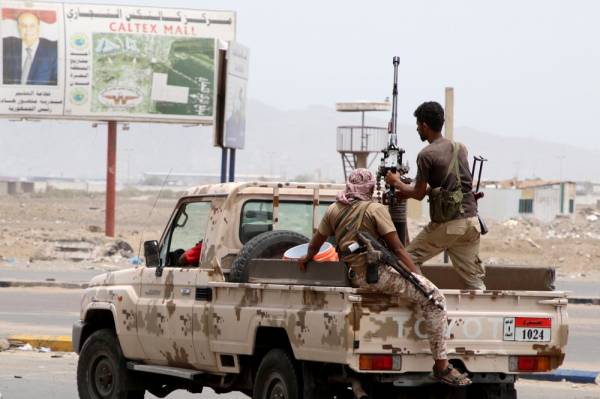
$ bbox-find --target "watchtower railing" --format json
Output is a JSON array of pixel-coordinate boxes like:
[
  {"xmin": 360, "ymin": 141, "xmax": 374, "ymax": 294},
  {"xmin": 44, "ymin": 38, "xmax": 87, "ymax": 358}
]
[{"xmin": 336, "ymin": 125, "xmax": 388, "ymax": 153}]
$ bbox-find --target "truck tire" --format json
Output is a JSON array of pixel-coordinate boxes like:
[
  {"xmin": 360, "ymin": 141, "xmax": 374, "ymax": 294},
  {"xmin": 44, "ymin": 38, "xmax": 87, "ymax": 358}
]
[
  {"xmin": 253, "ymin": 349, "xmax": 301, "ymax": 399},
  {"xmin": 77, "ymin": 329, "xmax": 145, "ymax": 399},
  {"xmin": 229, "ymin": 230, "xmax": 309, "ymax": 282}
]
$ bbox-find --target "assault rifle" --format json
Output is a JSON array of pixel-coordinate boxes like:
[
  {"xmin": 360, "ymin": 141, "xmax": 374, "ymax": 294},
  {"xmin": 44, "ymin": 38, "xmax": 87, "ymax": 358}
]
[
  {"xmin": 354, "ymin": 231, "xmax": 445, "ymax": 311},
  {"xmin": 471, "ymin": 155, "xmax": 489, "ymax": 235}
]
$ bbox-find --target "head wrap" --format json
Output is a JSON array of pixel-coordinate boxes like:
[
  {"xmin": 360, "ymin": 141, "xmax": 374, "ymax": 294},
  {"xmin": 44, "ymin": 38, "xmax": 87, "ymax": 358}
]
[{"xmin": 336, "ymin": 168, "xmax": 375, "ymax": 205}]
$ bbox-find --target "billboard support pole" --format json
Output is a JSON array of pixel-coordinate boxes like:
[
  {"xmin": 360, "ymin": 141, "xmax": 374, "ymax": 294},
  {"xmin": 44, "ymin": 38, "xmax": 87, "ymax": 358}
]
[
  {"xmin": 220, "ymin": 147, "xmax": 228, "ymax": 183},
  {"xmin": 228, "ymin": 148, "xmax": 236, "ymax": 182},
  {"xmin": 106, "ymin": 121, "xmax": 117, "ymax": 237}
]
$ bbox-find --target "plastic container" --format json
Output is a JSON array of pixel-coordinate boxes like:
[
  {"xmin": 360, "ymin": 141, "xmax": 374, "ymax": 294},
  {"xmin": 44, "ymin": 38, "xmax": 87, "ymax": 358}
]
[{"xmin": 283, "ymin": 242, "xmax": 339, "ymax": 262}]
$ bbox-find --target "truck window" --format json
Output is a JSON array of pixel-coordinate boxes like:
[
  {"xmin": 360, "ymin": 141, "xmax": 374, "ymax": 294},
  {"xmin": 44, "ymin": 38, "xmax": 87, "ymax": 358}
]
[
  {"xmin": 240, "ymin": 200, "xmax": 332, "ymax": 243},
  {"xmin": 161, "ymin": 201, "xmax": 211, "ymax": 266}
]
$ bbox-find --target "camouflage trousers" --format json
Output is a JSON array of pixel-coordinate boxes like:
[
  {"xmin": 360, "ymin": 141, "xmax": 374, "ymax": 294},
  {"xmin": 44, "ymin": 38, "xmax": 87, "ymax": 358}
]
[
  {"xmin": 408, "ymin": 216, "xmax": 485, "ymax": 290},
  {"xmin": 350, "ymin": 264, "xmax": 448, "ymax": 360}
]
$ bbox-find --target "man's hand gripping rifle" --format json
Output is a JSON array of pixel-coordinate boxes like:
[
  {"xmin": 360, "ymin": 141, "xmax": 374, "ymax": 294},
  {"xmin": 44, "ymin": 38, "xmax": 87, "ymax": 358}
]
[{"xmin": 355, "ymin": 230, "xmax": 445, "ymax": 311}]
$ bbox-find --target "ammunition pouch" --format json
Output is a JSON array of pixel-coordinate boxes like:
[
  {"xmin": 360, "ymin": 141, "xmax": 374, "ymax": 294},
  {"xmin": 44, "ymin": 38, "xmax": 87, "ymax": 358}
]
[
  {"xmin": 365, "ymin": 248, "xmax": 381, "ymax": 284},
  {"xmin": 366, "ymin": 263, "xmax": 380, "ymax": 284},
  {"xmin": 428, "ymin": 141, "xmax": 465, "ymax": 223},
  {"xmin": 428, "ymin": 187, "xmax": 464, "ymax": 223}
]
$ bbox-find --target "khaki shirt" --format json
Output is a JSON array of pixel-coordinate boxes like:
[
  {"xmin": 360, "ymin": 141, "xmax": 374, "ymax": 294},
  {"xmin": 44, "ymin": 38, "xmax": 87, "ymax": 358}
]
[{"xmin": 318, "ymin": 200, "xmax": 396, "ymax": 270}]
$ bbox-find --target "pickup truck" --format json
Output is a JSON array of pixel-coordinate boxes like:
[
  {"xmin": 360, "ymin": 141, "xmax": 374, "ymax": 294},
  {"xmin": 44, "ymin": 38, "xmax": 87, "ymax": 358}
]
[{"xmin": 73, "ymin": 181, "xmax": 568, "ymax": 399}]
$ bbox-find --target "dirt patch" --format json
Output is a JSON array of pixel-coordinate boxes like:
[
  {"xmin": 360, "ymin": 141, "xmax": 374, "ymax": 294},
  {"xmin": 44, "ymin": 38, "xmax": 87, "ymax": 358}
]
[
  {"xmin": 0, "ymin": 193, "xmax": 176, "ymax": 266},
  {"xmin": 1, "ymin": 192, "xmax": 599, "ymax": 277}
]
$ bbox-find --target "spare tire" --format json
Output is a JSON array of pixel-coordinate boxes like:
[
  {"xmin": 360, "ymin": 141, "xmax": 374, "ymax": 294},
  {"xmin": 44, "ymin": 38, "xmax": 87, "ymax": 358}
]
[{"xmin": 229, "ymin": 230, "xmax": 309, "ymax": 283}]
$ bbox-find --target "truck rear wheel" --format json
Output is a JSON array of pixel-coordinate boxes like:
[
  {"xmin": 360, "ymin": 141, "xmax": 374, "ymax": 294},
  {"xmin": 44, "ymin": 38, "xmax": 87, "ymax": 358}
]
[
  {"xmin": 229, "ymin": 230, "xmax": 309, "ymax": 282},
  {"xmin": 77, "ymin": 329, "xmax": 144, "ymax": 399},
  {"xmin": 253, "ymin": 349, "xmax": 300, "ymax": 399}
]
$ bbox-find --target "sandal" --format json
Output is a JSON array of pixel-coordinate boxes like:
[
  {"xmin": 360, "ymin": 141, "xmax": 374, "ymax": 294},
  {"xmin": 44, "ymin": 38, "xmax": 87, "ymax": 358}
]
[{"xmin": 433, "ymin": 364, "xmax": 472, "ymax": 387}]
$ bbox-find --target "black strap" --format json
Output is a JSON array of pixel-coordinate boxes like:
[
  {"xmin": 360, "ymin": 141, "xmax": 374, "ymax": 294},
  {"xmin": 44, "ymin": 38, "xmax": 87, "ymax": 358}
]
[{"xmin": 334, "ymin": 201, "xmax": 373, "ymax": 257}]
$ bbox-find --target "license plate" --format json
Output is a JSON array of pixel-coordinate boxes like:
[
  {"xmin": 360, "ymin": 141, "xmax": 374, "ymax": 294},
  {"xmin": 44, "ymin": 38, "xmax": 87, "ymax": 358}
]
[{"xmin": 503, "ymin": 317, "xmax": 551, "ymax": 342}]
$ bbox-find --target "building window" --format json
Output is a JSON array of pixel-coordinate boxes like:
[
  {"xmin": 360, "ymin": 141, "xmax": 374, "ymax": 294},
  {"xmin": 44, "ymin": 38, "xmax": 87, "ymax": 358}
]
[
  {"xmin": 569, "ymin": 199, "xmax": 575, "ymax": 213},
  {"xmin": 519, "ymin": 199, "xmax": 533, "ymax": 214}
]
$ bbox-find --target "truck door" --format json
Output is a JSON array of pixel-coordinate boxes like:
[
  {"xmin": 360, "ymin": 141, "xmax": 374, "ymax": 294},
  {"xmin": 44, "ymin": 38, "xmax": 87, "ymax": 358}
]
[{"xmin": 138, "ymin": 200, "xmax": 210, "ymax": 368}]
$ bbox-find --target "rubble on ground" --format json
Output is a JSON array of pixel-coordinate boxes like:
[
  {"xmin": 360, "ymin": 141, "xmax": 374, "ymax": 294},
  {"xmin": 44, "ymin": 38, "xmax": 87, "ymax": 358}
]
[{"xmin": 1, "ymin": 193, "xmax": 599, "ymax": 275}]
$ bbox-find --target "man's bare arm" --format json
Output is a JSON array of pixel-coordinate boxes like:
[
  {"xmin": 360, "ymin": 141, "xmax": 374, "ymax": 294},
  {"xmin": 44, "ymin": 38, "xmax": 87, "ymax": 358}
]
[
  {"xmin": 385, "ymin": 172, "xmax": 428, "ymax": 201},
  {"xmin": 382, "ymin": 231, "xmax": 419, "ymax": 274},
  {"xmin": 299, "ymin": 231, "xmax": 328, "ymax": 271}
]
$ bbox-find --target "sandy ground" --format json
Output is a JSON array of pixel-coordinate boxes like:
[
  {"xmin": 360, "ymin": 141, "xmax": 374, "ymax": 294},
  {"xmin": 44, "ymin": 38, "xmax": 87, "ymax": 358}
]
[
  {"xmin": 0, "ymin": 191, "xmax": 178, "ymax": 267},
  {"xmin": 1, "ymin": 191, "xmax": 600, "ymax": 279}
]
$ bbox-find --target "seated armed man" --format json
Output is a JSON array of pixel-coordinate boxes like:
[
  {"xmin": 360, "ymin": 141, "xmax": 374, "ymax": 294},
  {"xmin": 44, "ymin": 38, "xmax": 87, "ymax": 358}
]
[
  {"xmin": 386, "ymin": 101, "xmax": 485, "ymax": 290},
  {"xmin": 300, "ymin": 168, "xmax": 471, "ymax": 387}
]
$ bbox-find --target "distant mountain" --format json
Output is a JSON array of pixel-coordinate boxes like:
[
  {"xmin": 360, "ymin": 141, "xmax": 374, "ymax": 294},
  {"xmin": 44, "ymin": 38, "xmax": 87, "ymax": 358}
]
[{"xmin": 0, "ymin": 99, "xmax": 597, "ymax": 183}]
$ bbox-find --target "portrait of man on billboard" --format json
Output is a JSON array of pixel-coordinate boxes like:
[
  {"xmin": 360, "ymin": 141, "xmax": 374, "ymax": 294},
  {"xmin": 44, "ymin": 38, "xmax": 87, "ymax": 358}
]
[{"xmin": 2, "ymin": 9, "xmax": 58, "ymax": 86}]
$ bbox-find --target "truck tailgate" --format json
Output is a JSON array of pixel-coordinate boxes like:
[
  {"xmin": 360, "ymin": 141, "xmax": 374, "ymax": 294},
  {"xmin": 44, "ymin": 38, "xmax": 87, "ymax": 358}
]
[{"xmin": 352, "ymin": 289, "xmax": 568, "ymax": 373}]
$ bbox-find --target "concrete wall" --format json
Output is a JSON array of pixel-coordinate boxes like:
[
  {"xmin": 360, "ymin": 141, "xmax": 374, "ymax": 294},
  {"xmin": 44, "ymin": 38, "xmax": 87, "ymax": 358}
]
[
  {"xmin": 576, "ymin": 194, "xmax": 600, "ymax": 206},
  {"xmin": 478, "ymin": 188, "xmax": 521, "ymax": 221},
  {"xmin": 20, "ymin": 182, "xmax": 34, "ymax": 194},
  {"xmin": 519, "ymin": 183, "xmax": 576, "ymax": 223},
  {"xmin": 531, "ymin": 186, "xmax": 561, "ymax": 223}
]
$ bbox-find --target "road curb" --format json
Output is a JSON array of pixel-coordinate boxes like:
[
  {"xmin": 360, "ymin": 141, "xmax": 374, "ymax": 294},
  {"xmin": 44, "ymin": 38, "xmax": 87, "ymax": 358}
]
[
  {"xmin": 8, "ymin": 335, "xmax": 73, "ymax": 352},
  {"xmin": 568, "ymin": 297, "xmax": 600, "ymax": 305},
  {"xmin": 521, "ymin": 369, "xmax": 600, "ymax": 384},
  {"xmin": 0, "ymin": 280, "xmax": 88, "ymax": 289}
]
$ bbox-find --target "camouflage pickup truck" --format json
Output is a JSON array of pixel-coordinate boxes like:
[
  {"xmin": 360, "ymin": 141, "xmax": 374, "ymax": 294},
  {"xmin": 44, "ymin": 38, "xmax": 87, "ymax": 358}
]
[{"xmin": 73, "ymin": 182, "xmax": 568, "ymax": 399}]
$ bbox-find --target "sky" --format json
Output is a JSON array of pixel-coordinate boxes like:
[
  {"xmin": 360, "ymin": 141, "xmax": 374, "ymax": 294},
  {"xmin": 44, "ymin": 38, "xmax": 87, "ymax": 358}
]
[
  {"xmin": 2, "ymin": 0, "xmax": 599, "ymax": 181},
  {"xmin": 70, "ymin": 0, "xmax": 600, "ymax": 149}
]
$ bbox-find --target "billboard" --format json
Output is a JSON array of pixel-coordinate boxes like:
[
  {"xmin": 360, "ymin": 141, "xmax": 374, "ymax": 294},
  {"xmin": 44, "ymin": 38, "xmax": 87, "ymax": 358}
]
[
  {"xmin": 223, "ymin": 42, "xmax": 249, "ymax": 149},
  {"xmin": 0, "ymin": 1, "xmax": 235, "ymax": 124}
]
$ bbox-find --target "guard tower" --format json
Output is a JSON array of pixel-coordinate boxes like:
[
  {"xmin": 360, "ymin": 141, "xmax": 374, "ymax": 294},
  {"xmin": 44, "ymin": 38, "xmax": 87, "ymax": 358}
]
[{"xmin": 336, "ymin": 101, "xmax": 391, "ymax": 180}]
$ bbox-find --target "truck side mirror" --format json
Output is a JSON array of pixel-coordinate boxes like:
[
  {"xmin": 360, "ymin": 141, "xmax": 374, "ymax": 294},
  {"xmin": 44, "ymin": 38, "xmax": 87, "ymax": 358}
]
[{"xmin": 144, "ymin": 240, "xmax": 160, "ymax": 267}]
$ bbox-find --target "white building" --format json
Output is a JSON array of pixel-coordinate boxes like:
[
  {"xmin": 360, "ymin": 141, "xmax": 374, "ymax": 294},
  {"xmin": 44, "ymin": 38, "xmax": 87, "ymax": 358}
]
[{"xmin": 517, "ymin": 181, "xmax": 576, "ymax": 223}]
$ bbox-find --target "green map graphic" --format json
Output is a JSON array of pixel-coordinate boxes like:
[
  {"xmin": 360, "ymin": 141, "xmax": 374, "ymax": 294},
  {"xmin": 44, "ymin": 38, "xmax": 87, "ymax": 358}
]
[{"xmin": 91, "ymin": 33, "xmax": 214, "ymax": 117}]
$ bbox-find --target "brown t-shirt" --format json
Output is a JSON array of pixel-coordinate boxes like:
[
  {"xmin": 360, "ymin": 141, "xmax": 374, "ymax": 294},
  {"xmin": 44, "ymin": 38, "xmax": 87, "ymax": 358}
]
[
  {"xmin": 415, "ymin": 137, "xmax": 477, "ymax": 219},
  {"xmin": 318, "ymin": 200, "xmax": 396, "ymax": 270}
]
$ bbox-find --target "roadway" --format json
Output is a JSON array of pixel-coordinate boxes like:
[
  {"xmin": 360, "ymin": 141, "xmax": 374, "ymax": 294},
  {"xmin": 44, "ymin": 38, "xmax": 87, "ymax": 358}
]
[
  {"xmin": 0, "ymin": 278, "xmax": 599, "ymax": 398},
  {"xmin": 0, "ymin": 351, "xmax": 599, "ymax": 399}
]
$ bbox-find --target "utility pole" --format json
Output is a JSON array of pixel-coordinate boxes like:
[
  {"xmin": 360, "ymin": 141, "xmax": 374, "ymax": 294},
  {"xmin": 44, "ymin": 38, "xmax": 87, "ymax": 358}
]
[
  {"xmin": 443, "ymin": 87, "xmax": 454, "ymax": 264},
  {"xmin": 445, "ymin": 87, "xmax": 454, "ymax": 141}
]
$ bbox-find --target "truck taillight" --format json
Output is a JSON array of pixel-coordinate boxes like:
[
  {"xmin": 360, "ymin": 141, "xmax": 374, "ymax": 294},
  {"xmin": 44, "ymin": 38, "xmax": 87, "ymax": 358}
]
[
  {"xmin": 359, "ymin": 355, "xmax": 401, "ymax": 371},
  {"xmin": 509, "ymin": 356, "xmax": 551, "ymax": 372}
]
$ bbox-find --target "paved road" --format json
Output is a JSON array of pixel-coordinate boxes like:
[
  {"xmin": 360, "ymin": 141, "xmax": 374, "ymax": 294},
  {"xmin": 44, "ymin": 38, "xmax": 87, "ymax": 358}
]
[
  {"xmin": 0, "ymin": 287, "xmax": 80, "ymax": 336},
  {"xmin": 0, "ymin": 261, "xmax": 122, "ymax": 284},
  {"xmin": 555, "ymin": 279, "xmax": 600, "ymax": 298},
  {"xmin": 0, "ymin": 351, "xmax": 599, "ymax": 399}
]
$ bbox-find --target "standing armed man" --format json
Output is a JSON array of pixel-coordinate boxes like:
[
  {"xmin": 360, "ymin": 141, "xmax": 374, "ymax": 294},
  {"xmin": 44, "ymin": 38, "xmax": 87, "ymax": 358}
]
[
  {"xmin": 301, "ymin": 169, "xmax": 471, "ymax": 387},
  {"xmin": 386, "ymin": 101, "xmax": 485, "ymax": 290}
]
